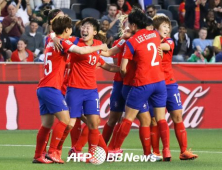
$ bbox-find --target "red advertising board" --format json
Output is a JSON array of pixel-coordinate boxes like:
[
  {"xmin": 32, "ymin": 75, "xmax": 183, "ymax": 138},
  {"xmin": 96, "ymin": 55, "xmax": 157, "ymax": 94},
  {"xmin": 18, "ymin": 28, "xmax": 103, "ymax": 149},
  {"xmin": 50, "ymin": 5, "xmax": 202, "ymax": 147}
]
[{"xmin": 0, "ymin": 63, "xmax": 222, "ymax": 129}]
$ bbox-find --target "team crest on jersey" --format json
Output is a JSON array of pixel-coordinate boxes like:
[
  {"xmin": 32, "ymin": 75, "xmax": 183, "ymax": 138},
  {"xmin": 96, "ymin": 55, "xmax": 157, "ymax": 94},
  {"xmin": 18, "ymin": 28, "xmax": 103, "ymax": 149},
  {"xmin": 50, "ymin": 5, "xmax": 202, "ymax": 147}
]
[
  {"xmin": 65, "ymin": 40, "xmax": 73, "ymax": 45},
  {"xmin": 118, "ymin": 39, "xmax": 126, "ymax": 46},
  {"xmin": 167, "ymin": 39, "xmax": 173, "ymax": 44}
]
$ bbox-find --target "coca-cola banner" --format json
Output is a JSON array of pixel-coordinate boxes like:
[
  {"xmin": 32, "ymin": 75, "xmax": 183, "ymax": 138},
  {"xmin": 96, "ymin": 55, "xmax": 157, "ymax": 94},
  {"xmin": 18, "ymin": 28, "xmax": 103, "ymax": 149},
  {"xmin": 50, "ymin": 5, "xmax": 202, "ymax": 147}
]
[{"xmin": 0, "ymin": 63, "xmax": 222, "ymax": 129}]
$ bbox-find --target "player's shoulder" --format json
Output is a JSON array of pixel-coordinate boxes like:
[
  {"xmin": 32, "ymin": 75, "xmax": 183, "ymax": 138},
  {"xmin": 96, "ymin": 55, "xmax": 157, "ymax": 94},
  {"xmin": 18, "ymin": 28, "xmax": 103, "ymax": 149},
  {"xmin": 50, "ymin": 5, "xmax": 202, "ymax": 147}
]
[
  {"xmin": 68, "ymin": 36, "xmax": 78, "ymax": 43},
  {"xmin": 62, "ymin": 39, "xmax": 73, "ymax": 46},
  {"xmin": 93, "ymin": 39, "xmax": 103, "ymax": 45},
  {"xmin": 163, "ymin": 37, "xmax": 174, "ymax": 45}
]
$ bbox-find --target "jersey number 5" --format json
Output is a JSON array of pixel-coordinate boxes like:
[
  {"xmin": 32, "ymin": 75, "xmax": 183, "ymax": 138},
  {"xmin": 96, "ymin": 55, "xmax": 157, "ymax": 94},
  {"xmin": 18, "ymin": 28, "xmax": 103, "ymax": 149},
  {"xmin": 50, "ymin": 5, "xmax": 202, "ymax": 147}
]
[
  {"xmin": 44, "ymin": 52, "xmax": 52, "ymax": 76},
  {"xmin": 147, "ymin": 43, "xmax": 159, "ymax": 66}
]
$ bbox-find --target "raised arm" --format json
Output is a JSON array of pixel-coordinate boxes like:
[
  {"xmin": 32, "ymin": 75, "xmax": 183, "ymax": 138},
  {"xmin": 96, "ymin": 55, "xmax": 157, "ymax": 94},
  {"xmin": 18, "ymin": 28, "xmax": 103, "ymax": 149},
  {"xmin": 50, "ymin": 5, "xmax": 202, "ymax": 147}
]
[
  {"xmin": 100, "ymin": 46, "xmax": 121, "ymax": 57},
  {"xmin": 69, "ymin": 44, "xmax": 108, "ymax": 54},
  {"xmin": 160, "ymin": 42, "xmax": 171, "ymax": 51}
]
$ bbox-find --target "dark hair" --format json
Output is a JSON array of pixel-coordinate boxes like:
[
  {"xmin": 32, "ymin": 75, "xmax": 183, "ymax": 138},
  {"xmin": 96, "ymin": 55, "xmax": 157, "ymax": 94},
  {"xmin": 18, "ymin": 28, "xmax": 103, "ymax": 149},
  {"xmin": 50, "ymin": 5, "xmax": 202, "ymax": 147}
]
[
  {"xmin": 30, "ymin": 19, "xmax": 39, "ymax": 25},
  {"xmin": 179, "ymin": 23, "xmax": 186, "ymax": 29},
  {"xmin": 52, "ymin": 16, "xmax": 72, "ymax": 35},
  {"xmin": 209, "ymin": 0, "xmax": 222, "ymax": 9},
  {"xmin": 146, "ymin": 4, "xmax": 156, "ymax": 11},
  {"xmin": 81, "ymin": 17, "xmax": 100, "ymax": 33},
  {"xmin": 44, "ymin": 8, "xmax": 62, "ymax": 25},
  {"xmin": 19, "ymin": 39, "xmax": 28, "ymax": 45},
  {"xmin": 117, "ymin": 0, "xmax": 128, "ymax": 12},
  {"xmin": 81, "ymin": 17, "xmax": 105, "ymax": 41},
  {"xmin": 153, "ymin": 15, "xmax": 171, "ymax": 30},
  {"xmin": 204, "ymin": 46, "xmax": 214, "ymax": 62},
  {"xmin": 128, "ymin": 8, "xmax": 151, "ymax": 29},
  {"xmin": 109, "ymin": 3, "xmax": 118, "ymax": 9}
]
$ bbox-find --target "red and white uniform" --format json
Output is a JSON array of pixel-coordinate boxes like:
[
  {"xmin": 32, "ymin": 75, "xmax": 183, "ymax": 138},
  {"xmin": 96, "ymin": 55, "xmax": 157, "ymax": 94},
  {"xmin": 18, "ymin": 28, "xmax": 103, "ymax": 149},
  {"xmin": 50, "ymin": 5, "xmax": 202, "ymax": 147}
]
[
  {"xmin": 112, "ymin": 39, "xmax": 126, "ymax": 82},
  {"xmin": 68, "ymin": 38, "xmax": 105, "ymax": 89},
  {"xmin": 123, "ymin": 29, "xmax": 165, "ymax": 86},
  {"xmin": 161, "ymin": 37, "xmax": 176, "ymax": 85},
  {"xmin": 38, "ymin": 38, "xmax": 74, "ymax": 90}
]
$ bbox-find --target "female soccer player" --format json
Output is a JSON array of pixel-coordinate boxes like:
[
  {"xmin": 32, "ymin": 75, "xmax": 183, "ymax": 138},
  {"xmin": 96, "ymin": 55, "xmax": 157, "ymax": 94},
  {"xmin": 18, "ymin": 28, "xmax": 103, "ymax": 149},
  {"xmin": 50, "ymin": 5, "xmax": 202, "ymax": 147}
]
[
  {"xmin": 100, "ymin": 16, "xmax": 159, "ymax": 159},
  {"xmin": 109, "ymin": 8, "xmax": 171, "ymax": 161},
  {"xmin": 33, "ymin": 16, "xmax": 108, "ymax": 164},
  {"xmin": 65, "ymin": 17, "xmax": 119, "ymax": 161},
  {"xmin": 152, "ymin": 15, "xmax": 198, "ymax": 160}
]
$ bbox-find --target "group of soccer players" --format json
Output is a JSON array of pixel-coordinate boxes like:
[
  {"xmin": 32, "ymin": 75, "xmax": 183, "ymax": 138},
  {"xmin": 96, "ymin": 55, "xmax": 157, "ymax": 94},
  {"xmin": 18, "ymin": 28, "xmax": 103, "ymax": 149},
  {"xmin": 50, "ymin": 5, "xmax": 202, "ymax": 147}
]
[{"xmin": 33, "ymin": 7, "xmax": 198, "ymax": 164}]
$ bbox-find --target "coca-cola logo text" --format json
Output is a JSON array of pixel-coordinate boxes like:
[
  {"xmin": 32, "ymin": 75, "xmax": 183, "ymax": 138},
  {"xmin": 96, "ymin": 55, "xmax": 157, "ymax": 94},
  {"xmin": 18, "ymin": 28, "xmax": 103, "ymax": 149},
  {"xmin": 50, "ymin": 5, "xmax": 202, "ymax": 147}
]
[{"xmin": 98, "ymin": 85, "xmax": 210, "ymax": 129}]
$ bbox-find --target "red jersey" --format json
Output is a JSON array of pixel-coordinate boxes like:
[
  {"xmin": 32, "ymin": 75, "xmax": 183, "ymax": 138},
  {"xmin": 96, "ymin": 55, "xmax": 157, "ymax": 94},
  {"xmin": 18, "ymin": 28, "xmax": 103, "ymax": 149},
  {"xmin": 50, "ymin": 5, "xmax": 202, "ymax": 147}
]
[
  {"xmin": 123, "ymin": 29, "xmax": 165, "ymax": 86},
  {"xmin": 38, "ymin": 38, "xmax": 74, "ymax": 90},
  {"xmin": 161, "ymin": 37, "xmax": 176, "ymax": 85},
  {"xmin": 68, "ymin": 38, "xmax": 105, "ymax": 89},
  {"xmin": 123, "ymin": 59, "xmax": 136, "ymax": 86},
  {"xmin": 112, "ymin": 39, "xmax": 126, "ymax": 82}
]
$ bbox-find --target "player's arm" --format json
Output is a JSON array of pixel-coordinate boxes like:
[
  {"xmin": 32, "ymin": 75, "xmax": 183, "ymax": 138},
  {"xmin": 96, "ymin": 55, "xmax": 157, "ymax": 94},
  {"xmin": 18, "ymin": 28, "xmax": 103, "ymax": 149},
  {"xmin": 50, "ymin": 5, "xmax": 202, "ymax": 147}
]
[
  {"xmin": 100, "ymin": 46, "xmax": 121, "ymax": 57},
  {"xmin": 69, "ymin": 44, "xmax": 108, "ymax": 54},
  {"xmin": 49, "ymin": 32, "xmax": 63, "ymax": 51},
  {"xmin": 157, "ymin": 46, "xmax": 163, "ymax": 59},
  {"xmin": 120, "ymin": 58, "xmax": 128, "ymax": 77},
  {"xmin": 100, "ymin": 63, "xmax": 120, "ymax": 72},
  {"xmin": 160, "ymin": 43, "xmax": 171, "ymax": 51}
]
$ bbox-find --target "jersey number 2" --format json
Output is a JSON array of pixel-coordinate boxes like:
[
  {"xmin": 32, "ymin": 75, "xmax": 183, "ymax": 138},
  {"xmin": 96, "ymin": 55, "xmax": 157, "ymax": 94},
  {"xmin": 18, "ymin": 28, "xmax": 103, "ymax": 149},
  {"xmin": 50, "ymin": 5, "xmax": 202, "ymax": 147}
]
[
  {"xmin": 147, "ymin": 43, "xmax": 159, "ymax": 66},
  {"xmin": 44, "ymin": 52, "xmax": 52, "ymax": 76}
]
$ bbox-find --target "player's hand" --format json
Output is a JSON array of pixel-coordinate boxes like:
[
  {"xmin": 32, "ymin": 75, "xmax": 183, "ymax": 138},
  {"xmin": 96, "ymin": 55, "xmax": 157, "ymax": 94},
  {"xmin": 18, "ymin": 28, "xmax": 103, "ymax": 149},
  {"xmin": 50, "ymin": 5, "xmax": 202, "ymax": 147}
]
[
  {"xmin": 121, "ymin": 27, "xmax": 131, "ymax": 39},
  {"xmin": 53, "ymin": 37, "xmax": 63, "ymax": 51},
  {"xmin": 157, "ymin": 46, "xmax": 163, "ymax": 59},
  {"xmin": 100, "ymin": 44, "xmax": 108, "ymax": 52}
]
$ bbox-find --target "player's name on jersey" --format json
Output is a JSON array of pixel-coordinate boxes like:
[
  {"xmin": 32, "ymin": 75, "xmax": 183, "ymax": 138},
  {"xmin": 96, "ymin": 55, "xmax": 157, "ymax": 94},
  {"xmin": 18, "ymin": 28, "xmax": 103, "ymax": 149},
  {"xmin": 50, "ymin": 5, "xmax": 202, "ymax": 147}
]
[{"xmin": 135, "ymin": 33, "xmax": 157, "ymax": 44}]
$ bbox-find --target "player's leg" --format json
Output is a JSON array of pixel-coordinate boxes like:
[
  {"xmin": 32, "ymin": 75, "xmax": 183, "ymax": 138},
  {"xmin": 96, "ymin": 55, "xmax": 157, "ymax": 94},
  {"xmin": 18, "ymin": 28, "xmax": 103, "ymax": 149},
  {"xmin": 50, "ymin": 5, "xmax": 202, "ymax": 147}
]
[
  {"xmin": 150, "ymin": 81, "xmax": 170, "ymax": 161},
  {"xmin": 166, "ymin": 83, "xmax": 198, "ymax": 160},
  {"xmin": 137, "ymin": 111, "xmax": 152, "ymax": 156},
  {"xmin": 84, "ymin": 89, "xmax": 108, "ymax": 154},
  {"xmin": 102, "ymin": 81, "xmax": 125, "ymax": 144},
  {"xmin": 46, "ymin": 110, "xmax": 69, "ymax": 163},
  {"xmin": 33, "ymin": 114, "xmax": 54, "ymax": 164},
  {"xmin": 65, "ymin": 87, "xmax": 84, "ymax": 155},
  {"xmin": 68, "ymin": 115, "xmax": 89, "ymax": 155},
  {"xmin": 149, "ymin": 102, "xmax": 161, "ymax": 156},
  {"xmin": 34, "ymin": 87, "xmax": 69, "ymax": 164},
  {"xmin": 112, "ymin": 85, "xmax": 150, "ymax": 150},
  {"xmin": 70, "ymin": 118, "xmax": 81, "ymax": 148},
  {"xmin": 72, "ymin": 123, "xmax": 89, "ymax": 153},
  {"xmin": 108, "ymin": 85, "xmax": 132, "ymax": 150}
]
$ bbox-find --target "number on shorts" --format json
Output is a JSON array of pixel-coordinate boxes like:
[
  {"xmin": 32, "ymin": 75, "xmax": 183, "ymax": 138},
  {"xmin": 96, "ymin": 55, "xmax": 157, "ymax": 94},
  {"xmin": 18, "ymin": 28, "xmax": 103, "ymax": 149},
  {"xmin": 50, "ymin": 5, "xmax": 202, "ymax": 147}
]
[
  {"xmin": 174, "ymin": 93, "xmax": 181, "ymax": 103},
  {"xmin": 147, "ymin": 43, "xmax": 159, "ymax": 66},
  {"xmin": 95, "ymin": 98, "xmax": 99, "ymax": 109},
  {"xmin": 44, "ymin": 52, "xmax": 52, "ymax": 76},
  {"xmin": 89, "ymin": 55, "xmax": 97, "ymax": 65}
]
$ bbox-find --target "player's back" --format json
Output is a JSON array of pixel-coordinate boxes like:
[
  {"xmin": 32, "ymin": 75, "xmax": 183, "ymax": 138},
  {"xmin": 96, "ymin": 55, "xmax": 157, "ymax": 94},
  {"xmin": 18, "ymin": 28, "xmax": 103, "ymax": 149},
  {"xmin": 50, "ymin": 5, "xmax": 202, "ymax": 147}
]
[
  {"xmin": 68, "ymin": 38, "xmax": 103, "ymax": 89},
  {"xmin": 38, "ymin": 39, "xmax": 71, "ymax": 90},
  {"xmin": 125, "ymin": 29, "xmax": 165, "ymax": 86}
]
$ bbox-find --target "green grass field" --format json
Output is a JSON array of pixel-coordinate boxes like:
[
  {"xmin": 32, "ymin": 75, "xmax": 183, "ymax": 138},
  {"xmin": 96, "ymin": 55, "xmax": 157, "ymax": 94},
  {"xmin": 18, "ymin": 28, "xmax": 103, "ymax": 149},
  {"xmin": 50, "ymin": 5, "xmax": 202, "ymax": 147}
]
[{"xmin": 0, "ymin": 129, "xmax": 221, "ymax": 170}]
